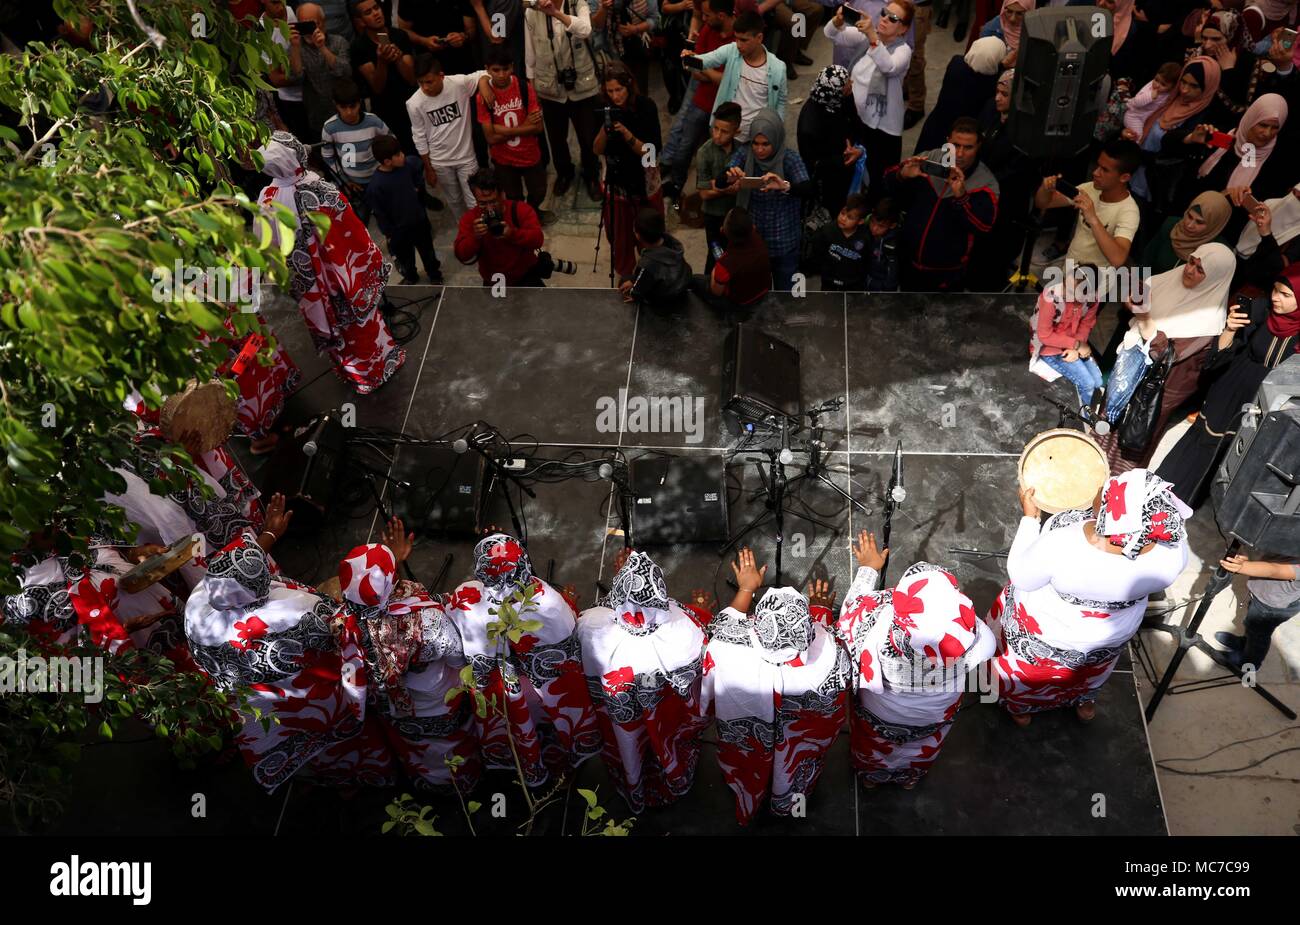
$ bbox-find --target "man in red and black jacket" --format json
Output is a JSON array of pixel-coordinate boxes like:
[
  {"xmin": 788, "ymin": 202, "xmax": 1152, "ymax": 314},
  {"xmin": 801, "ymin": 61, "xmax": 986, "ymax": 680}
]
[
  {"xmin": 453, "ymin": 167, "xmax": 549, "ymax": 286},
  {"xmin": 883, "ymin": 116, "xmax": 998, "ymax": 293}
]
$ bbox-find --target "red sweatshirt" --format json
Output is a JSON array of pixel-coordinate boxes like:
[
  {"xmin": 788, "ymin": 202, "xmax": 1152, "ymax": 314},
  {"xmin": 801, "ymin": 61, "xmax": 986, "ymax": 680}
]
[
  {"xmin": 454, "ymin": 198, "xmax": 545, "ymax": 284},
  {"xmin": 1034, "ymin": 289, "xmax": 1100, "ymax": 356}
]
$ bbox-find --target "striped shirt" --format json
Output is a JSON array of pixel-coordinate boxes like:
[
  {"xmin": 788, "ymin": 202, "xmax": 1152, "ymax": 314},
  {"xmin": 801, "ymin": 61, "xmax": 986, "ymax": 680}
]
[{"xmin": 320, "ymin": 112, "xmax": 390, "ymax": 185}]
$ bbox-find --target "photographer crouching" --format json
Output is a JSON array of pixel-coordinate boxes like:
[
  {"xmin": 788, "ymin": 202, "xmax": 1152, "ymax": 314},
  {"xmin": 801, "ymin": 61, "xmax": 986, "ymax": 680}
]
[{"xmin": 453, "ymin": 167, "xmax": 577, "ymax": 287}]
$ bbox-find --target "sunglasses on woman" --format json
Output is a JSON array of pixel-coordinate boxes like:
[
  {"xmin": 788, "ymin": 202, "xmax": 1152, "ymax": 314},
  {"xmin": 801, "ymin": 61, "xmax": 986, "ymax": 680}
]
[{"xmin": 880, "ymin": 10, "xmax": 904, "ymax": 23}]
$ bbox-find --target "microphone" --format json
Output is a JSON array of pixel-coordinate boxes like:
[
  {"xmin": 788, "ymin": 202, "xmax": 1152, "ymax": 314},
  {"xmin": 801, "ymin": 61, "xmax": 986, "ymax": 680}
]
[
  {"xmin": 890, "ymin": 440, "xmax": 906, "ymax": 504},
  {"xmin": 598, "ymin": 462, "xmax": 614, "ymax": 480},
  {"xmin": 778, "ymin": 416, "xmax": 794, "ymax": 465},
  {"xmin": 302, "ymin": 413, "xmax": 333, "ymax": 457},
  {"xmin": 452, "ymin": 438, "xmax": 469, "ymax": 454}
]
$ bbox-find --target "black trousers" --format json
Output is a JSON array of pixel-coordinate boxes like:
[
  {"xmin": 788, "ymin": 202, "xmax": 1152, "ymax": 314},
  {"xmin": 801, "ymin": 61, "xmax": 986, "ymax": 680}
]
[
  {"xmin": 1242, "ymin": 595, "xmax": 1300, "ymax": 666},
  {"xmin": 496, "ymin": 161, "xmax": 548, "ymax": 211},
  {"xmin": 389, "ymin": 219, "xmax": 441, "ymax": 281},
  {"xmin": 542, "ymin": 96, "xmax": 599, "ymax": 182}
]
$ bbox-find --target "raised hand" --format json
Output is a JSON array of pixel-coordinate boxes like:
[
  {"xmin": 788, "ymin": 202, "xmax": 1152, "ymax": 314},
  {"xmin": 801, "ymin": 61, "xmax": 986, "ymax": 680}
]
[
  {"xmin": 731, "ymin": 546, "xmax": 767, "ymax": 592},
  {"xmin": 380, "ymin": 515, "xmax": 414, "ymax": 564},
  {"xmin": 264, "ymin": 492, "xmax": 293, "ymax": 539},
  {"xmin": 852, "ymin": 530, "xmax": 888, "ymax": 570},
  {"xmin": 806, "ymin": 577, "xmax": 835, "ymax": 611},
  {"xmin": 1019, "ymin": 486, "xmax": 1040, "ymax": 519}
]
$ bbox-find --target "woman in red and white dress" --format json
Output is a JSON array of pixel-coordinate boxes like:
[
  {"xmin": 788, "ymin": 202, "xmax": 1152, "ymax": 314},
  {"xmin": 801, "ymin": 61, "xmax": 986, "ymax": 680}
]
[
  {"xmin": 837, "ymin": 532, "xmax": 997, "ymax": 788},
  {"xmin": 184, "ymin": 528, "xmax": 394, "ymax": 791},
  {"xmin": 258, "ymin": 132, "xmax": 404, "ymax": 395},
  {"xmin": 576, "ymin": 549, "xmax": 711, "ymax": 813},
  {"xmin": 336, "ymin": 520, "xmax": 481, "ymax": 792},
  {"xmin": 700, "ymin": 548, "xmax": 852, "ymax": 826},
  {"xmin": 991, "ymin": 469, "xmax": 1191, "ymax": 724},
  {"xmin": 445, "ymin": 533, "xmax": 601, "ymax": 787}
]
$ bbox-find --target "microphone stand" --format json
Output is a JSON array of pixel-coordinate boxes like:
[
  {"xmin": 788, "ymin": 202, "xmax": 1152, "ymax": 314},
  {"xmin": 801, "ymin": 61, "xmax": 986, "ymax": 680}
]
[{"xmin": 880, "ymin": 440, "xmax": 903, "ymax": 586}]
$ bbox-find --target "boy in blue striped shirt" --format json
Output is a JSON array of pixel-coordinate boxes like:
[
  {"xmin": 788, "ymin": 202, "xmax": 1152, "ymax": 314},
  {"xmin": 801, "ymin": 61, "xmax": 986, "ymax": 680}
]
[{"xmin": 321, "ymin": 79, "xmax": 389, "ymax": 224}]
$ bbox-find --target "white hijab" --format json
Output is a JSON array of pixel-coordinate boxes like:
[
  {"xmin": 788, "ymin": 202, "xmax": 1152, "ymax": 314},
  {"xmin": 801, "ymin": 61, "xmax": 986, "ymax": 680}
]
[
  {"xmin": 965, "ymin": 37, "xmax": 1008, "ymax": 76},
  {"xmin": 1236, "ymin": 183, "xmax": 1300, "ymax": 258},
  {"xmin": 1126, "ymin": 242, "xmax": 1234, "ymax": 345},
  {"xmin": 257, "ymin": 133, "xmax": 320, "ymax": 245}
]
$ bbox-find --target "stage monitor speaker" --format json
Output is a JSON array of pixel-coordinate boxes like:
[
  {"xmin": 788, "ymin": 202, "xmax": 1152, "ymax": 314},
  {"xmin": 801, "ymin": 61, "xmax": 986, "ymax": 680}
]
[
  {"xmin": 1008, "ymin": 7, "xmax": 1112, "ymax": 159},
  {"xmin": 629, "ymin": 455, "xmax": 729, "ymax": 544},
  {"xmin": 394, "ymin": 446, "xmax": 488, "ymax": 538},
  {"xmin": 1211, "ymin": 357, "xmax": 1300, "ymax": 554},
  {"xmin": 721, "ymin": 323, "xmax": 800, "ymax": 432},
  {"xmin": 262, "ymin": 411, "xmax": 347, "ymax": 530}
]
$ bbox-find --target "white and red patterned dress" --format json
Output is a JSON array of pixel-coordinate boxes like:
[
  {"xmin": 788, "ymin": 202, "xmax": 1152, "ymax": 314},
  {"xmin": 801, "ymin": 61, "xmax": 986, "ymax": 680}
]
[
  {"xmin": 259, "ymin": 132, "xmax": 404, "ymax": 395},
  {"xmin": 185, "ymin": 534, "xmax": 394, "ymax": 791},
  {"xmin": 3, "ymin": 549, "xmax": 136, "ymax": 654},
  {"xmin": 576, "ymin": 552, "xmax": 711, "ymax": 812},
  {"xmin": 446, "ymin": 534, "xmax": 601, "ymax": 787},
  {"xmin": 700, "ymin": 588, "xmax": 852, "ymax": 826},
  {"xmin": 337, "ymin": 543, "xmax": 481, "ymax": 792},
  {"xmin": 991, "ymin": 497, "xmax": 1188, "ymax": 715},
  {"xmin": 837, "ymin": 563, "xmax": 997, "ymax": 786}
]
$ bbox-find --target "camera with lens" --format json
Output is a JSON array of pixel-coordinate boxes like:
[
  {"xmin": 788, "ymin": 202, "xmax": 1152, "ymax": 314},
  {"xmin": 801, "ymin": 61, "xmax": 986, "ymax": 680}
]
[
  {"xmin": 558, "ymin": 66, "xmax": 578, "ymax": 91},
  {"xmin": 483, "ymin": 207, "xmax": 506, "ymax": 237}
]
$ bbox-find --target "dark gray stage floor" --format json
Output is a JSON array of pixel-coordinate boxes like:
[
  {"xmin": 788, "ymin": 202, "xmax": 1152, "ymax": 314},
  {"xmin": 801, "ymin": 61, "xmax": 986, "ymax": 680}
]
[{"xmin": 79, "ymin": 285, "xmax": 1162, "ymax": 837}]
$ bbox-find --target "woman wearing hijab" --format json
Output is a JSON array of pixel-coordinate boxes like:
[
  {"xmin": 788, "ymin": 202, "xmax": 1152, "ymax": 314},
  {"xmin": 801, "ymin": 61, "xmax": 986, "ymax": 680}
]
[
  {"xmin": 1139, "ymin": 191, "xmax": 1233, "ymax": 275},
  {"xmin": 723, "ymin": 108, "xmax": 813, "ymax": 292},
  {"xmin": 1100, "ymin": 242, "xmax": 1237, "ymax": 471},
  {"xmin": 445, "ymin": 533, "xmax": 600, "ymax": 787},
  {"xmin": 1237, "ymin": 182, "xmax": 1300, "ymax": 290},
  {"xmin": 798, "ymin": 66, "xmax": 868, "ymax": 214},
  {"xmin": 1179, "ymin": 94, "xmax": 1288, "ymax": 213},
  {"xmin": 992, "ymin": 471, "xmax": 1191, "ymax": 724},
  {"xmin": 576, "ymin": 550, "xmax": 711, "ymax": 813},
  {"xmin": 1157, "ymin": 263, "xmax": 1300, "ymax": 505},
  {"xmin": 977, "ymin": 0, "xmax": 1033, "ymax": 66},
  {"xmin": 1131, "ymin": 57, "xmax": 1221, "ymax": 214},
  {"xmin": 913, "ymin": 36, "xmax": 1005, "ymax": 155},
  {"xmin": 1194, "ymin": 9, "xmax": 1262, "ymax": 125},
  {"xmin": 699, "ymin": 548, "xmax": 851, "ymax": 826},
  {"xmin": 836, "ymin": 533, "xmax": 996, "ymax": 788},
  {"xmin": 184, "ymin": 531, "xmax": 395, "ymax": 791},
  {"xmin": 336, "ymin": 523, "xmax": 481, "ymax": 792},
  {"xmin": 1101, "ymin": 0, "xmax": 1146, "ymax": 83},
  {"xmin": 257, "ymin": 131, "xmax": 404, "ymax": 396}
]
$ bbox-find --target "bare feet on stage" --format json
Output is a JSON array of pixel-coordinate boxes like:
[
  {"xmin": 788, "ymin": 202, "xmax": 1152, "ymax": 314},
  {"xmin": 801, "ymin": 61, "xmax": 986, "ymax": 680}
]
[
  {"xmin": 1076, "ymin": 702, "xmax": 1097, "ymax": 723},
  {"xmin": 1010, "ymin": 713, "xmax": 1032, "ymax": 728}
]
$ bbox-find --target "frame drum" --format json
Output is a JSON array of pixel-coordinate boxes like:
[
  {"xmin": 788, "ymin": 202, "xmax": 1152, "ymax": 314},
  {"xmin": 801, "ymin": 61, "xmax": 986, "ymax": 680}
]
[
  {"xmin": 1017, "ymin": 428, "xmax": 1109, "ymax": 514},
  {"xmin": 160, "ymin": 380, "xmax": 237, "ymax": 453}
]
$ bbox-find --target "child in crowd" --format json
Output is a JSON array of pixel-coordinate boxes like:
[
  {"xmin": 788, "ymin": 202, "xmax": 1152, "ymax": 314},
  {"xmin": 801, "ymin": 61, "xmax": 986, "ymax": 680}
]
[
  {"xmin": 477, "ymin": 46, "xmax": 548, "ymax": 216},
  {"xmin": 695, "ymin": 102, "xmax": 743, "ymax": 275},
  {"xmin": 690, "ymin": 206, "xmax": 771, "ymax": 308},
  {"xmin": 366, "ymin": 134, "xmax": 444, "ymax": 285},
  {"xmin": 809, "ymin": 193, "xmax": 873, "ymax": 291},
  {"xmin": 1030, "ymin": 262, "xmax": 1102, "ymax": 411},
  {"xmin": 1216, "ymin": 554, "xmax": 1300, "ymax": 672},
  {"xmin": 621, "ymin": 209, "xmax": 693, "ymax": 308},
  {"xmin": 865, "ymin": 197, "xmax": 901, "ymax": 292},
  {"xmin": 1121, "ymin": 62, "xmax": 1181, "ymax": 141},
  {"xmin": 320, "ymin": 79, "xmax": 389, "ymax": 224}
]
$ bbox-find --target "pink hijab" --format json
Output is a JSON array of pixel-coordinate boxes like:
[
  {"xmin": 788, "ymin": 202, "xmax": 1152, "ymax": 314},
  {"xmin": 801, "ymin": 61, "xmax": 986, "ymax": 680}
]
[
  {"xmin": 1141, "ymin": 56, "xmax": 1222, "ymax": 143},
  {"xmin": 1198, "ymin": 93, "xmax": 1288, "ymax": 186},
  {"xmin": 1000, "ymin": 0, "xmax": 1037, "ymax": 53}
]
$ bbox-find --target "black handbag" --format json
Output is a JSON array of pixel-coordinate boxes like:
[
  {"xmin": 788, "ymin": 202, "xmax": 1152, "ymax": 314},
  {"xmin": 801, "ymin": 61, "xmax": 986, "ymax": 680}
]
[{"xmin": 1117, "ymin": 344, "xmax": 1173, "ymax": 453}]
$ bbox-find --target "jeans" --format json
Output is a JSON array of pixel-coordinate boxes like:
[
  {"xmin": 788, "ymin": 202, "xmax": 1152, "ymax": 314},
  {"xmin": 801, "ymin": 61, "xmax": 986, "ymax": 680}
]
[
  {"xmin": 662, "ymin": 92, "xmax": 712, "ymax": 188},
  {"xmin": 1242, "ymin": 594, "xmax": 1300, "ymax": 666},
  {"xmin": 1040, "ymin": 353, "xmax": 1104, "ymax": 410},
  {"xmin": 770, "ymin": 250, "xmax": 799, "ymax": 292},
  {"xmin": 1105, "ymin": 344, "xmax": 1149, "ymax": 422}
]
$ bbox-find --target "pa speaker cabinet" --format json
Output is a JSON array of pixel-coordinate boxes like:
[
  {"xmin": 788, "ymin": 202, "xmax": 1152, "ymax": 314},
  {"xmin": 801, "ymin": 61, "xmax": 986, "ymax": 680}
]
[
  {"xmin": 1212, "ymin": 409, "xmax": 1300, "ymax": 554},
  {"xmin": 629, "ymin": 454, "xmax": 729, "ymax": 545},
  {"xmin": 263, "ymin": 411, "xmax": 346, "ymax": 530},
  {"xmin": 1009, "ymin": 7, "xmax": 1112, "ymax": 159},
  {"xmin": 394, "ymin": 445, "xmax": 488, "ymax": 538},
  {"xmin": 721, "ymin": 323, "xmax": 801, "ymax": 429}
]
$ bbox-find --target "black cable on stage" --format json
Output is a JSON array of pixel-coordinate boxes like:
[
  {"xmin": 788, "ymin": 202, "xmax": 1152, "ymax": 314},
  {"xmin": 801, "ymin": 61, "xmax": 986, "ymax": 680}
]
[
  {"xmin": 1155, "ymin": 746, "xmax": 1300, "ymax": 778},
  {"xmin": 1155, "ymin": 725, "xmax": 1300, "ymax": 766}
]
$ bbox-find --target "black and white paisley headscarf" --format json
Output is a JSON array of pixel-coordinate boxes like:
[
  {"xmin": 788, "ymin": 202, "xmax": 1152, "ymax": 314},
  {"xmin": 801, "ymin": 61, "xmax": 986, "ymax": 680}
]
[
  {"xmin": 752, "ymin": 587, "xmax": 814, "ymax": 656},
  {"xmin": 1096, "ymin": 469, "xmax": 1192, "ymax": 560},
  {"xmin": 204, "ymin": 536, "xmax": 274, "ymax": 612},
  {"xmin": 599, "ymin": 551, "xmax": 673, "ymax": 633},
  {"xmin": 810, "ymin": 65, "xmax": 850, "ymax": 114},
  {"xmin": 473, "ymin": 533, "xmax": 535, "ymax": 602}
]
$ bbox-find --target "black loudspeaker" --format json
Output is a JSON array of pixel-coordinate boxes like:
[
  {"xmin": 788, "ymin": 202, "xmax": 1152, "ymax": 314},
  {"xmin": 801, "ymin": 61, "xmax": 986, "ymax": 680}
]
[
  {"xmin": 1211, "ymin": 357, "xmax": 1300, "ymax": 554},
  {"xmin": 1008, "ymin": 7, "xmax": 1112, "ymax": 159},
  {"xmin": 721, "ymin": 323, "xmax": 800, "ymax": 432},
  {"xmin": 629, "ymin": 455, "xmax": 729, "ymax": 544},
  {"xmin": 263, "ymin": 411, "xmax": 346, "ymax": 529},
  {"xmin": 393, "ymin": 446, "xmax": 488, "ymax": 538}
]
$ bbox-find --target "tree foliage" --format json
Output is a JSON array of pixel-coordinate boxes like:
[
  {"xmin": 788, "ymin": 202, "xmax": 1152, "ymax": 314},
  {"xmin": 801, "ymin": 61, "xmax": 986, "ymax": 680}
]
[{"xmin": 0, "ymin": 0, "xmax": 295, "ymax": 589}]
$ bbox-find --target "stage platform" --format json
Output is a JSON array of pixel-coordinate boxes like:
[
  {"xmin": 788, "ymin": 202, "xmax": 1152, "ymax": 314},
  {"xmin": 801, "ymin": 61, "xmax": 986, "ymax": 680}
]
[{"xmin": 55, "ymin": 286, "xmax": 1168, "ymax": 836}]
